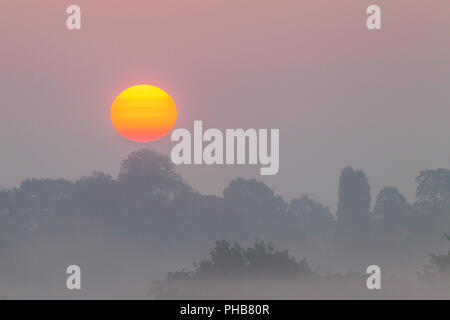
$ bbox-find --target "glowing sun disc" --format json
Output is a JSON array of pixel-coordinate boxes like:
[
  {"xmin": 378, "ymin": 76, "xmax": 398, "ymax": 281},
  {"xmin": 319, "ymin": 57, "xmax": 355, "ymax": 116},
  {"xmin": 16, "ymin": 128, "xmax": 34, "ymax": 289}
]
[{"xmin": 110, "ymin": 85, "xmax": 177, "ymax": 143}]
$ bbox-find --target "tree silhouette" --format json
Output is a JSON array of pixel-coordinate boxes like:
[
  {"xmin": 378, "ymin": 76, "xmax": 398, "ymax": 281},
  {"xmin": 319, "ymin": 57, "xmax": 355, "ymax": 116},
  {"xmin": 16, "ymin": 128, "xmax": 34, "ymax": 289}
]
[
  {"xmin": 244, "ymin": 240, "xmax": 312, "ymax": 276},
  {"xmin": 118, "ymin": 149, "xmax": 190, "ymax": 200},
  {"xmin": 419, "ymin": 234, "xmax": 450, "ymax": 292},
  {"xmin": 412, "ymin": 170, "xmax": 450, "ymax": 248},
  {"xmin": 415, "ymin": 169, "xmax": 450, "ymax": 215},
  {"xmin": 1, "ymin": 148, "xmax": 450, "ymax": 298},
  {"xmin": 373, "ymin": 186, "xmax": 411, "ymax": 234},
  {"xmin": 195, "ymin": 240, "xmax": 247, "ymax": 277},
  {"xmin": 149, "ymin": 240, "xmax": 315, "ymax": 299},
  {"xmin": 223, "ymin": 178, "xmax": 287, "ymax": 216},
  {"xmin": 289, "ymin": 195, "xmax": 336, "ymax": 243},
  {"xmin": 73, "ymin": 171, "xmax": 117, "ymax": 210},
  {"xmin": 222, "ymin": 178, "xmax": 297, "ymax": 244},
  {"xmin": 337, "ymin": 167, "xmax": 371, "ymax": 233}
]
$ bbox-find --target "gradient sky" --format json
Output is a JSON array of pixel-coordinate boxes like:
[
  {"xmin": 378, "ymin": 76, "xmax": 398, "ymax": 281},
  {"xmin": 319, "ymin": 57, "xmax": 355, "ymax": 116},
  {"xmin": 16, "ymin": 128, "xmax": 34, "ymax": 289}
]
[{"xmin": 1, "ymin": 0, "xmax": 450, "ymax": 211}]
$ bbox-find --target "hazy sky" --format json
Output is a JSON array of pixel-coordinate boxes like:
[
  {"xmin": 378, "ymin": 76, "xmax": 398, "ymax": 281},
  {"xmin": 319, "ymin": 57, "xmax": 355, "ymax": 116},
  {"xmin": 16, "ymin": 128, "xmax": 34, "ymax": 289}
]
[{"xmin": 1, "ymin": 0, "xmax": 450, "ymax": 211}]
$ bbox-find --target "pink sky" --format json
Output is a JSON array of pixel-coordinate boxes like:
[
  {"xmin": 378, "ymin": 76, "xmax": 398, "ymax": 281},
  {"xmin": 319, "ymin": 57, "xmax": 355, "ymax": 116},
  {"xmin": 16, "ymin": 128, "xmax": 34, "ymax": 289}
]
[{"xmin": 1, "ymin": 0, "xmax": 450, "ymax": 210}]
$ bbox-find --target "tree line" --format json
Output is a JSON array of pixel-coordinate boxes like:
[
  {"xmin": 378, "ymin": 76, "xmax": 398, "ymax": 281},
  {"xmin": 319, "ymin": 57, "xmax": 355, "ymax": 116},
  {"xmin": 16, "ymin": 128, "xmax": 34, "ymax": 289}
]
[{"xmin": 1, "ymin": 148, "xmax": 450, "ymax": 297}]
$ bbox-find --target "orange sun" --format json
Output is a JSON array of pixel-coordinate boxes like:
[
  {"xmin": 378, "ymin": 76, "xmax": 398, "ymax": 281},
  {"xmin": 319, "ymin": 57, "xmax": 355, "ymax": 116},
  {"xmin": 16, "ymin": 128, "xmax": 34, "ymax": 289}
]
[{"xmin": 111, "ymin": 85, "xmax": 177, "ymax": 143}]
